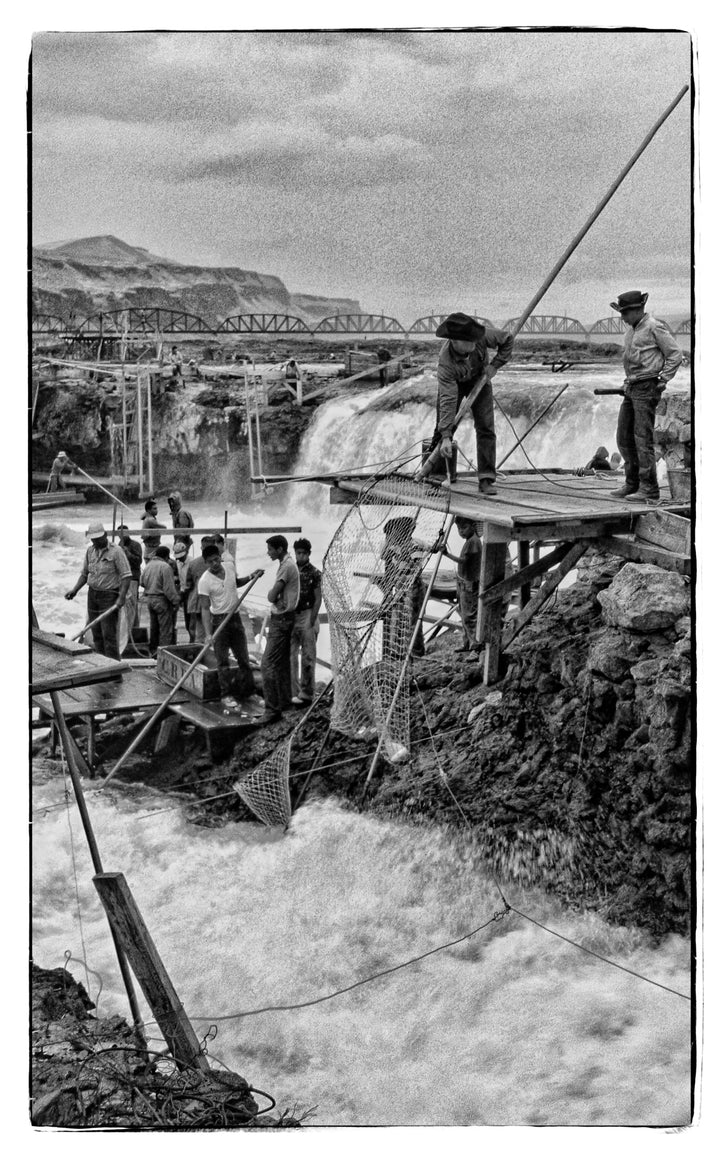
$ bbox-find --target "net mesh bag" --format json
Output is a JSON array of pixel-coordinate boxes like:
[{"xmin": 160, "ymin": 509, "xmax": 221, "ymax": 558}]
[
  {"xmin": 322, "ymin": 475, "xmax": 449, "ymax": 760},
  {"xmin": 234, "ymin": 738, "xmax": 292, "ymax": 829}
]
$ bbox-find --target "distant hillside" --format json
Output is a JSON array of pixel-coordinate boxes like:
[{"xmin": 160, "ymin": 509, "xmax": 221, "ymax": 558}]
[{"xmin": 31, "ymin": 235, "xmax": 362, "ymax": 325}]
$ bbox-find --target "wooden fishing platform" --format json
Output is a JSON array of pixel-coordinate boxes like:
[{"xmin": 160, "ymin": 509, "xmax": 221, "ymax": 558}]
[{"xmin": 326, "ymin": 468, "xmax": 692, "ymax": 684}]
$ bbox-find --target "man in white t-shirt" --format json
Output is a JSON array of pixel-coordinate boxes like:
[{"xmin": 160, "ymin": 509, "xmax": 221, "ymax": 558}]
[
  {"xmin": 197, "ymin": 544, "xmax": 264, "ymax": 710},
  {"xmin": 260, "ymin": 535, "xmax": 299, "ymax": 723}
]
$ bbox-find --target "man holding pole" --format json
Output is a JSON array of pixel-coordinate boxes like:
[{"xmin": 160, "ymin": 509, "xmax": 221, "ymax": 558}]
[
  {"xmin": 430, "ymin": 313, "xmax": 514, "ymax": 495},
  {"xmin": 198, "ymin": 544, "xmax": 264, "ymax": 710},
  {"xmin": 609, "ymin": 290, "xmax": 682, "ymax": 504},
  {"xmin": 65, "ymin": 522, "xmax": 131, "ymax": 661}
]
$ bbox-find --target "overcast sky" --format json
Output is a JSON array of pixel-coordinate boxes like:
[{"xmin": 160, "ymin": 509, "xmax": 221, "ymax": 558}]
[{"xmin": 31, "ymin": 29, "xmax": 692, "ymax": 325}]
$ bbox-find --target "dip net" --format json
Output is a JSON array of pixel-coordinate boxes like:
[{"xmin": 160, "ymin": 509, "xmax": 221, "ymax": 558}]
[
  {"xmin": 234, "ymin": 739, "xmax": 293, "ymax": 830},
  {"xmin": 233, "ymin": 475, "xmax": 450, "ymax": 829},
  {"xmin": 322, "ymin": 475, "xmax": 450, "ymax": 761}
]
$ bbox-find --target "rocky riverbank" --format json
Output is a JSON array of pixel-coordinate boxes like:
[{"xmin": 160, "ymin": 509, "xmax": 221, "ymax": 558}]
[{"xmin": 30, "ymin": 963, "xmax": 302, "ymax": 1129}]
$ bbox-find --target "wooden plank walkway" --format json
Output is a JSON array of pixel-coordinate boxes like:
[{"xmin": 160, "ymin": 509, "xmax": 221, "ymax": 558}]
[
  {"xmin": 329, "ymin": 469, "xmax": 690, "ymax": 539},
  {"xmin": 33, "ymin": 667, "xmax": 191, "ymax": 719},
  {"xmin": 32, "ymin": 630, "xmax": 128, "ymax": 694}
]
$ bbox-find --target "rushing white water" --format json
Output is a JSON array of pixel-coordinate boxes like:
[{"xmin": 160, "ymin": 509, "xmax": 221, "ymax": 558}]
[
  {"xmin": 30, "ymin": 365, "xmax": 692, "ymax": 1127},
  {"xmin": 32, "ymin": 781, "xmax": 690, "ymax": 1127}
]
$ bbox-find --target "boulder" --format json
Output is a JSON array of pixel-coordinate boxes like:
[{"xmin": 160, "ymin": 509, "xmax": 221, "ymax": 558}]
[{"xmin": 597, "ymin": 564, "xmax": 689, "ymax": 631}]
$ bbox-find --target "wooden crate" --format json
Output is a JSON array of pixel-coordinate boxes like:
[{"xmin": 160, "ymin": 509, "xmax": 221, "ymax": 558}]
[{"xmin": 156, "ymin": 644, "xmax": 227, "ymax": 700}]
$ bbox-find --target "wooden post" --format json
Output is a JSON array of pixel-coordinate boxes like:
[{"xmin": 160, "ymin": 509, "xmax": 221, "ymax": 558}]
[
  {"xmin": 136, "ymin": 373, "xmax": 144, "ymax": 495},
  {"xmin": 93, "ymin": 872, "xmax": 209, "ymax": 1071},
  {"xmin": 477, "ymin": 532, "xmax": 509, "ymax": 685},
  {"xmin": 518, "ymin": 541, "xmax": 531, "ymax": 606},
  {"xmin": 49, "ymin": 692, "xmax": 146, "ymax": 1041},
  {"xmin": 146, "ymin": 371, "xmax": 154, "ymax": 495},
  {"xmin": 121, "ymin": 377, "xmax": 128, "ymax": 490}
]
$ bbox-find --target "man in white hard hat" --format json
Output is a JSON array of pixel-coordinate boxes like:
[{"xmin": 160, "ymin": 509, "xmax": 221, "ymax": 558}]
[{"xmin": 65, "ymin": 522, "xmax": 131, "ymax": 661}]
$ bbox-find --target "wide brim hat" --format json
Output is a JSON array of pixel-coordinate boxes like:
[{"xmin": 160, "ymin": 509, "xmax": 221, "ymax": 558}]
[
  {"xmin": 86, "ymin": 521, "xmax": 106, "ymax": 539},
  {"xmin": 57, "ymin": 451, "xmax": 68, "ymax": 458},
  {"xmin": 610, "ymin": 290, "xmax": 648, "ymax": 313},
  {"xmin": 173, "ymin": 542, "xmax": 188, "ymax": 556},
  {"xmin": 435, "ymin": 312, "xmax": 486, "ymax": 341}
]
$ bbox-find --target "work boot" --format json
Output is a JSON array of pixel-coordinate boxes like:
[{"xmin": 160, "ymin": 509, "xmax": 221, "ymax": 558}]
[
  {"xmin": 478, "ymin": 479, "xmax": 498, "ymax": 496},
  {"xmin": 627, "ymin": 490, "xmax": 660, "ymax": 505},
  {"xmin": 610, "ymin": 484, "xmax": 638, "ymax": 498}
]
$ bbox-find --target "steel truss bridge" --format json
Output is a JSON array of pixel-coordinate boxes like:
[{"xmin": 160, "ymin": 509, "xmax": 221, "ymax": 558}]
[{"xmin": 31, "ymin": 306, "xmax": 692, "ymax": 340}]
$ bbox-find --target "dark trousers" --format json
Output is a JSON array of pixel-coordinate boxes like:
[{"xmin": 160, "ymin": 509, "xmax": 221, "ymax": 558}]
[
  {"xmin": 434, "ymin": 379, "xmax": 496, "ymax": 481},
  {"xmin": 87, "ymin": 587, "xmax": 120, "ymax": 661},
  {"xmin": 146, "ymin": 596, "xmax": 175, "ymax": 655},
  {"xmin": 616, "ymin": 379, "xmax": 662, "ymax": 496},
  {"xmin": 212, "ymin": 612, "xmax": 254, "ymax": 698},
  {"xmin": 261, "ymin": 611, "xmax": 295, "ymax": 714}
]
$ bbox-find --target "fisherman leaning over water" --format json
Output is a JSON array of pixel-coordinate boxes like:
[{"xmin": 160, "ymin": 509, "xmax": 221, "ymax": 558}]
[
  {"xmin": 65, "ymin": 521, "xmax": 131, "ymax": 662},
  {"xmin": 48, "ymin": 450, "xmax": 73, "ymax": 492},
  {"xmin": 197, "ymin": 543, "xmax": 264, "ymax": 711},
  {"xmin": 431, "ymin": 312, "xmax": 514, "ymax": 495},
  {"xmin": 609, "ymin": 290, "xmax": 682, "ymax": 505}
]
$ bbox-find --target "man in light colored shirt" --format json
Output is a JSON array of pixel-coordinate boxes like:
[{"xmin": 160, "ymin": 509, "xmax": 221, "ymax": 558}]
[
  {"xmin": 65, "ymin": 521, "xmax": 131, "ymax": 661},
  {"xmin": 197, "ymin": 544, "xmax": 264, "ymax": 710},
  {"xmin": 609, "ymin": 290, "xmax": 683, "ymax": 504},
  {"xmin": 290, "ymin": 538, "xmax": 322, "ymax": 705},
  {"xmin": 260, "ymin": 535, "xmax": 299, "ymax": 723}
]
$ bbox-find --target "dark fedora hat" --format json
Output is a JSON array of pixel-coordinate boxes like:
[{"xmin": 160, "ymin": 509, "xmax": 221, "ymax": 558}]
[
  {"xmin": 435, "ymin": 312, "xmax": 486, "ymax": 340},
  {"xmin": 610, "ymin": 290, "xmax": 649, "ymax": 313}
]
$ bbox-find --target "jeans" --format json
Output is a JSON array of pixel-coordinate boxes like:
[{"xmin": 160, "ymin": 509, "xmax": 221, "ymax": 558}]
[
  {"xmin": 616, "ymin": 379, "xmax": 662, "ymax": 496},
  {"xmin": 212, "ymin": 612, "xmax": 254, "ymax": 698},
  {"xmin": 290, "ymin": 609, "xmax": 319, "ymax": 699},
  {"xmin": 146, "ymin": 596, "xmax": 175, "ymax": 655},
  {"xmin": 434, "ymin": 378, "xmax": 496, "ymax": 481},
  {"xmin": 261, "ymin": 611, "xmax": 295, "ymax": 714},
  {"xmin": 87, "ymin": 588, "xmax": 121, "ymax": 660}
]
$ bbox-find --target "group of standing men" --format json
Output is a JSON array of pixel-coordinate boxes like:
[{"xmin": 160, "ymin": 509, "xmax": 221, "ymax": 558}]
[{"xmin": 64, "ymin": 488, "xmax": 323, "ymax": 725}]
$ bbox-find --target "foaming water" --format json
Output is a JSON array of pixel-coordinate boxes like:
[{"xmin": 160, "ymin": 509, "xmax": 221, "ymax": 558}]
[{"xmin": 32, "ymin": 780, "xmax": 691, "ymax": 1127}]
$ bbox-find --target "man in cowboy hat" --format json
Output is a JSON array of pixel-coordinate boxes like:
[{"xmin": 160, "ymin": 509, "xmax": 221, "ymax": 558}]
[
  {"xmin": 65, "ymin": 522, "xmax": 131, "ymax": 661},
  {"xmin": 609, "ymin": 290, "xmax": 682, "ymax": 504},
  {"xmin": 432, "ymin": 312, "xmax": 514, "ymax": 495}
]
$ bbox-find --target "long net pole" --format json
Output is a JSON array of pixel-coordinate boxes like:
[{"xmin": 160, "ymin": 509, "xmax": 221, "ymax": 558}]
[{"xmin": 415, "ymin": 84, "xmax": 689, "ymax": 481}]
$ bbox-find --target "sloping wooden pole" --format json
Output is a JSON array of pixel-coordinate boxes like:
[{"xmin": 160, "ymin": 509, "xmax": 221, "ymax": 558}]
[
  {"xmin": 71, "ymin": 603, "xmax": 120, "ymax": 643},
  {"xmin": 415, "ymin": 84, "xmax": 689, "ymax": 482},
  {"xmin": 49, "ymin": 692, "xmax": 146, "ymax": 1042},
  {"xmin": 361, "ymin": 516, "xmax": 455, "ymax": 804},
  {"xmin": 100, "ymin": 574, "xmax": 262, "ymax": 785},
  {"xmin": 93, "ymin": 872, "xmax": 209, "ymax": 1071}
]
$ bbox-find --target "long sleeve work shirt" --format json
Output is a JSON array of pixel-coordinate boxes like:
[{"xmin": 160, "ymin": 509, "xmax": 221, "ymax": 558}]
[
  {"xmin": 141, "ymin": 559, "xmax": 180, "ymax": 605},
  {"xmin": 436, "ymin": 326, "xmax": 514, "ymax": 437},
  {"xmin": 622, "ymin": 313, "xmax": 683, "ymax": 386}
]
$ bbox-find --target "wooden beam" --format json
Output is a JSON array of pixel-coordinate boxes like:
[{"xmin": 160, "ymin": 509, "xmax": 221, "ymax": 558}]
[
  {"xmin": 93, "ymin": 872, "xmax": 210, "ymax": 1071},
  {"xmin": 107, "ymin": 526, "xmax": 303, "ymax": 537},
  {"xmin": 596, "ymin": 536, "xmax": 691, "ymax": 575},
  {"xmin": 633, "ymin": 509, "xmax": 691, "ymax": 555},
  {"xmin": 481, "ymin": 541, "xmax": 574, "ymax": 604},
  {"xmin": 502, "ymin": 542, "xmax": 588, "ymax": 649}
]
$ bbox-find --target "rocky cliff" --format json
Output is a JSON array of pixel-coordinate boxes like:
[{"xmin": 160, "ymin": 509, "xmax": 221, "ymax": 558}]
[{"xmin": 32, "ymin": 235, "xmax": 361, "ymax": 325}]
